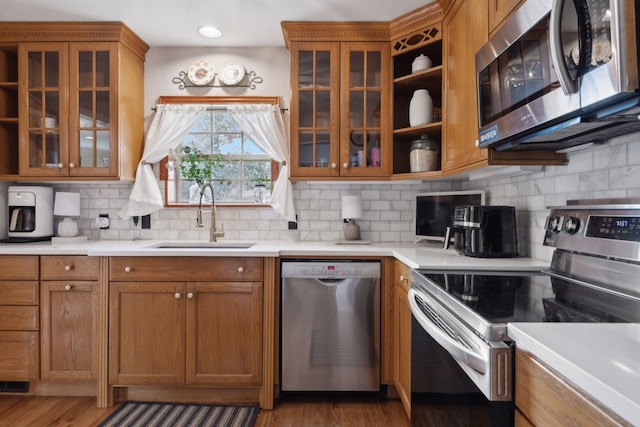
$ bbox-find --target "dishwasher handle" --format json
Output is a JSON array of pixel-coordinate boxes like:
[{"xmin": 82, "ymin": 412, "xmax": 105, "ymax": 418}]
[{"xmin": 314, "ymin": 278, "xmax": 350, "ymax": 287}]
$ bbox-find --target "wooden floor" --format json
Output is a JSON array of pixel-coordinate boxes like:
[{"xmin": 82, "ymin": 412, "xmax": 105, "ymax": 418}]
[{"xmin": 0, "ymin": 393, "xmax": 410, "ymax": 426}]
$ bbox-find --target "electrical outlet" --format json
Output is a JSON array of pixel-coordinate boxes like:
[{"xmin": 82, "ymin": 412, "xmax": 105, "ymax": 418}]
[
  {"xmin": 142, "ymin": 214, "xmax": 151, "ymax": 229},
  {"xmin": 288, "ymin": 215, "xmax": 298, "ymax": 230},
  {"xmin": 96, "ymin": 214, "xmax": 110, "ymax": 229}
]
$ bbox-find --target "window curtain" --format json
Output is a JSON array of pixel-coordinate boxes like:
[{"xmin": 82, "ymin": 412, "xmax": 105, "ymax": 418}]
[
  {"xmin": 227, "ymin": 104, "xmax": 296, "ymax": 222},
  {"xmin": 118, "ymin": 104, "xmax": 207, "ymax": 219}
]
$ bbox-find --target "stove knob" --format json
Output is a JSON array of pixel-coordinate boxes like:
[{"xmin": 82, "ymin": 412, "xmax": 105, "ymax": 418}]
[
  {"xmin": 562, "ymin": 216, "xmax": 580, "ymax": 234},
  {"xmin": 546, "ymin": 216, "xmax": 562, "ymax": 233}
]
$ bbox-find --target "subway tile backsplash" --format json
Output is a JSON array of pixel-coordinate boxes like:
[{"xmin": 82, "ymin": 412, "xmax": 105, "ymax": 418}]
[{"xmin": 47, "ymin": 133, "xmax": 640, "ymax": 263}]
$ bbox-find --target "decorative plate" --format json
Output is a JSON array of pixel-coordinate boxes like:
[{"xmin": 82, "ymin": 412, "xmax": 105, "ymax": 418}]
[
  {"xmin": 219, "ymin": 61, "xmax": 245, "ymax": 85},
  {"xmin": 188, "ymin": 60, "xmax": 215, "ymax": 86}
]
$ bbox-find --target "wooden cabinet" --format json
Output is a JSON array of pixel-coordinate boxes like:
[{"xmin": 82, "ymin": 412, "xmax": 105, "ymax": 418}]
[
  {"xmin": 489, "ymin": 0, "xmax": 525, "ymax": 35},
  {"xmin": 394, "ymin": 259, "xmax": 412, "ymax": 419},
  {"xmin": 442, "ymin": 0, "xmax": 566, "ymax": 175},
  {"xmin": 0, "ymin": 22, "xmax": 148, "ymax": 181},
  {"xmin": 40, "ymin": 256, "xmax": 98, "ymax": 381},
  {"xmin": 109, "ymin": 257, "xmax": 263, "ymax": 387},
  {"xmin": 0, "ymin": 256, "xmax": 39, "ymax": 381},
  {"xmin": 515, "ymin": 348, "xmax": 631, "ymax": 427},
  {"xmin": 390, "ymin": 21, "xmax": 443, "ymax": 178},
  {"xmin": 282, "ymin": 23, "xmax": 391, "ymax": 180}
]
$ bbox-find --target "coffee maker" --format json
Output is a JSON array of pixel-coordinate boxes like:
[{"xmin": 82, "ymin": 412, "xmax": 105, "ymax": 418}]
[
  {"xmin": 5, "ymin": 186, "xmax": 54, "ymax": 242},
  {"xmin": 450, "ymin": 205, "xmax": 518, "ymax": 257}
]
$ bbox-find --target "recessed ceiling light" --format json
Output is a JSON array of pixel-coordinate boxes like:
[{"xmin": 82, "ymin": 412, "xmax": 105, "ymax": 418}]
[{"xmin": 198, "ymin": 26, "xmax": 222, "ymax": 39}]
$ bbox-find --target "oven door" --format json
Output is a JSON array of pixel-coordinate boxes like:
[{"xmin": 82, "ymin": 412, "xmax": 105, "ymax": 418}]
[{"xmin": 408, "ymin": 287, "xmax": 513, "ymax": 426}]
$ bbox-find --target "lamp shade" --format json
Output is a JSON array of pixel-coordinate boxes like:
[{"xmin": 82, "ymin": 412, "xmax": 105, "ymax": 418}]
[
  {"xmin": 53, "ymin": 192, "xmax": 81, "ymax": 217},
  {"xmin": 341, "ymin": 195, "xmax": 362, "ymax": 219}
]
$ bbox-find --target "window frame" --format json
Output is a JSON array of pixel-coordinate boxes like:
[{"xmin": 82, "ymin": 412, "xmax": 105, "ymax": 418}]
[{"xmin": 158, "ymin": 95, "xmax": 282, "ymax": 208}]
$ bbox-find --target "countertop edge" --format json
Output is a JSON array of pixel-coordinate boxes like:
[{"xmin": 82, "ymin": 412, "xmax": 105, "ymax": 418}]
[{"xmin": 508, "ymin": 323, "xmax": 640, "ymax": 426}]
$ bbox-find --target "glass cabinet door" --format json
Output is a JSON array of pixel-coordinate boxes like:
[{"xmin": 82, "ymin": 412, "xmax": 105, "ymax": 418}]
[
  {"xmin": 290, "ymin": 42, "xmax": 340, "ymax": 177},
  {"xmin": 19, "ymin": 42, "xmax": 69, "ymax": 177},
  {"xmin": 69, "ymin": 43, "xmax": 118, "ymax": 177},
  {"xmin": 341, "ymin": 42, "xmax": 390, "ymax": 177}
]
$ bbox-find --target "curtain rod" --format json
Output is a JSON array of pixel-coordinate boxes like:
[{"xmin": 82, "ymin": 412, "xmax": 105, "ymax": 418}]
[{"xmin": 151, "ymin": 106, "xmax": 288, "ymax": 112}]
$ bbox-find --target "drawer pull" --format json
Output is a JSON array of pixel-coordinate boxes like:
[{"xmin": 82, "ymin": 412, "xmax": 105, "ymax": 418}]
[
  {"xmin": 175, "ymin": 292, "xmax": 181, "ymax": 299},
  {"xmin": 124, "ymin": 266, "xmax": 131, "ymax": 273},
  {"xmin": 65, "ymin": 284, "xmax": 72, "ymax": 291},
  {"xmin": 187, "ymin": 292, "xmax": 194, "ymax": 299},
  {"xmin": 65, "ymin": 265, "xmax": 72, "ymax": 271},
  {"xmin": 237, "ymin": 266, "xmax": 245, "ymax": 273}
]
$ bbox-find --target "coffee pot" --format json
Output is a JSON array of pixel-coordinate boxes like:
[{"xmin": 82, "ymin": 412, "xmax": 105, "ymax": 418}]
[{"xmin": 5, "ymin": 186, "xmax": 54, "ymax": 242}]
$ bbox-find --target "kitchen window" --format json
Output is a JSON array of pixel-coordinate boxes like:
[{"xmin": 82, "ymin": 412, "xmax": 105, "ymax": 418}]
[{"xmin": 160, "ymin": 96, "xmax": 280, "ymax": 207}]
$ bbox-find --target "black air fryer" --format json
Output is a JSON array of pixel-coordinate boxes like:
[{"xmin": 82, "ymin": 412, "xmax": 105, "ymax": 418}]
[{"xmin": 452, "ymin": 205, "xmax": 518, "ymax": 257}]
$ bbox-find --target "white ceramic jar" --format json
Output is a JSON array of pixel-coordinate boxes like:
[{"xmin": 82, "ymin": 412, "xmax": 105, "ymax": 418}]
[
  {"xmin": 409, "ymin": 89, "xmax": 433, "ymax": 127},
  {"xmin": 412, "ymin": 54, "xmax": 432, "ymax": 73}
]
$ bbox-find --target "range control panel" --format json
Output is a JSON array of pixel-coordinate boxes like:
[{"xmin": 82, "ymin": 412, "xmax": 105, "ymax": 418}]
[
  {"xmin": 543, "ymin": 202, "xmax": 640, "ymax": 263},
  {"xmin": 280, "ymin": 261, "xmax": 381, "ymax": 279}
]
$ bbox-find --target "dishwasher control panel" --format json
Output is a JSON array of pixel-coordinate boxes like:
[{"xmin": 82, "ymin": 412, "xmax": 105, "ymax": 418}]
[{"xmin": 281, "ymin": 261, "xmax": 381, "ymax": 279}]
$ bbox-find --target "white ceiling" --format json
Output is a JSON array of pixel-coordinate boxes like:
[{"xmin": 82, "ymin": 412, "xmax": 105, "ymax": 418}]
[{"xmin": 1, "ymin": 0, "xmax": 434, "ymax": 47}]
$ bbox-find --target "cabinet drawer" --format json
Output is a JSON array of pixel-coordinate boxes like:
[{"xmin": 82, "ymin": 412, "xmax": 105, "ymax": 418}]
[
  {"xmin": 41, "ymin": 256, "xmax": 99, "ymax": 280},
  {"xmin": 0, "ymin": 331, "xmax": 39, "ymax": 381},
  {"xmin": 0, "ymin": 256, "xmax": 39, "ymax": 280},
  {"xmin": 110, "ymin": 257, "xmax": 263, "ymax": 282},
  {"xmin": 0, "ymin": 281, "xmax": 38, "ymax": 305},
  {"xmin": 0, "ymin": 306, "xmax": 38, "ymax": 330}
]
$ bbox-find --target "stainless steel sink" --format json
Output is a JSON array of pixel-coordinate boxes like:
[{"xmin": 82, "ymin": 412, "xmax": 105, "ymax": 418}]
[{"xmin": 148, "ymin": 242, "xmax": 256, "ymax": 249}]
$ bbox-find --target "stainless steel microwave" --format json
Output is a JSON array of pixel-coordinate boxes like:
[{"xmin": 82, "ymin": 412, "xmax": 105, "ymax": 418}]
[{"xmin": 476, "ymin": 0, "xmax": 640, "ymax": 152}]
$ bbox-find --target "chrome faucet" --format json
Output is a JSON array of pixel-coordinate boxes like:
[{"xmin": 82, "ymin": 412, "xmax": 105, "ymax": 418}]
[{"xmin": 196, "ymin": 183, "xmax": 225, "ymax": 242}]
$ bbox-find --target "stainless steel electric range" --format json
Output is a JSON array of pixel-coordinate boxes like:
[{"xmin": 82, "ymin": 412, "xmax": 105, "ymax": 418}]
[{"xmin": 409, "ymin": 199, "xmax": 640, "ymax": 426}]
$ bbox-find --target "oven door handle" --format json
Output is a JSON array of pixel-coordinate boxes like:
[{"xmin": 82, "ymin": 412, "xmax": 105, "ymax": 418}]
[{"xmin": 408, "ymin": 289, "xmax": 488, "ymax": 374}]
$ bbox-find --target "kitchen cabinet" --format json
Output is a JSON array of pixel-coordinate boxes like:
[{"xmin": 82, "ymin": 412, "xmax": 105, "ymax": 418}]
[
  {"xmin": 489, "ymin": 0, "xmax": 525, "ymax": 35},
  {"xmin": 109, "ymin": 257, "xmax": 263, "ymax": 387},
  {"xmin": 0, "ymin": 255, "xmax": 39, "ymax": 381},
  {"xmin": 0, "ymin": 22, "xmax": 148, "ymax": 181},
  {"xmin": 442, "ymin": 0, "xmax": 566, "ymax": 174},
  {"xmin": 390, "ymin": 21, "xmax": 443, "ymax": 178},
  {"xmin": 40, "ymin": 256, "xmax": 98, "ymax": 381},
  {"xmin": 394, "ymin": 260, "xmax": 412, "ymax": 419},
  {"xmin": 282, "ymin": 23, "xmax": 391, "ymax": 180},
  {"xmin": 515, "ymin": 348, "xmax": 630, "ymax": 427}
]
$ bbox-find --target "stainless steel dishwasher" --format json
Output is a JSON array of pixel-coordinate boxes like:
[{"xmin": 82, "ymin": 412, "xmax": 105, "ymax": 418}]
[{"xmin": 280, "ymin": 260, "xmax": 381, "ymax": 392}]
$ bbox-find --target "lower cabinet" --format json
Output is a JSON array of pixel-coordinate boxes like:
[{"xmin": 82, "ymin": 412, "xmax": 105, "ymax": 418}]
[
  {"xmin": 109, "ymin": 257, "xmax": 263, "ymax": 388},
  {"xmin": 394, "ymin": 259, "xmax": 412, "ymax": 419},
  {"xmin": 40, "ymin": 255, "xmax": 99, "ymax": 381},
  {"xmin": 0, "ymin": 256, "xmax": 39, "ymax": 381},
  {"xmin": 515, "ymin": 348, "xmax": 630, "ymax": 427}
]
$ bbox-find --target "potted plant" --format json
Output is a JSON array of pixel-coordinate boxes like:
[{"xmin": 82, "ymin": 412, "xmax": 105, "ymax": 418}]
[{"xmin": 175, "ymin": 146, "xmax": 225, "ymax": 203}]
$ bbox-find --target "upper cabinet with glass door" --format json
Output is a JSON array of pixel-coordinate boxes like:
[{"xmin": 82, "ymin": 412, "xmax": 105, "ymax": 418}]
[
  {"xmin": 282, "ymin": 22, "xmax": 391, "ymax": 180},
  {"xmin": 1, "ymin": 22, "xmax": 148, "ymax": 181}
]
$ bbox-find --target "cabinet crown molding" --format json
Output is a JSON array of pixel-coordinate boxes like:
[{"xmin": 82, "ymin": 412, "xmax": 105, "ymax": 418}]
[
  {"xmin": 0, "ymin": 21, "xmax": 149, "ymax": 59},
  {"xmin": 281, "ymin": 22, "xmax": 390, "ymax": 47}
]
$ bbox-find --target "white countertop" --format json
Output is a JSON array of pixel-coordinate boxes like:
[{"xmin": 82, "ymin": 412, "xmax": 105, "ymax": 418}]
[
  {"xmin": 0, "ymin": 239, "xmax": 549, "ymax": 270},
  {"xmin": 508, "ymin": 323, "xmax": 640, "ymax": 426}
]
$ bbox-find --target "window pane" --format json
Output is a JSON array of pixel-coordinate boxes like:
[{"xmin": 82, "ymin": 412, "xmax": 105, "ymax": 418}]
[{"xmin": 171, "ymin": 106, "xmax": 273, "ymax": 205}]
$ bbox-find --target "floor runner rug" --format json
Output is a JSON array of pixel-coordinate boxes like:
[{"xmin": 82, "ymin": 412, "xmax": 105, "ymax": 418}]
[{"xmin": 98, "ymin": 401, "xmax": 259, "ymax": 427}]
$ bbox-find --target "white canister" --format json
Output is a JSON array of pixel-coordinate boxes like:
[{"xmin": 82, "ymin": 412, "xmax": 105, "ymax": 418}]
[
  {"xmin": 409, "ymin": 89, "xmax": 433, "ymax": 127},
  {"xmin": 412, "ymin": 54, "xmax": 432, "ymax": 73}
]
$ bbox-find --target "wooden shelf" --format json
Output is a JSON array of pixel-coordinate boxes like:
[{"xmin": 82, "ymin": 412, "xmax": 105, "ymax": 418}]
[{"xmin": 393, "ymin": 65, "xmax": 442, "ymax": 91}]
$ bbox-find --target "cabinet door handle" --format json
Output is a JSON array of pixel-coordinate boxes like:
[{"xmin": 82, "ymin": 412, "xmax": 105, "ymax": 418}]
[
  {"xmin": 237, "ymin": 266, "xmax": 245, "ymax": 273},
  {"xmin": 69, "ymin": 162, "xmax": 76, "ymax": 168},
  {"xmin": 175, "ymin": 293, "xmax": 181, "ymax": 299},
  {"xmin": 124, "ymin": 266, "xmax": 131, "ymax": 272},
  {"xmin": 58, "ymin": 162, "xmax": 64, "ymax": 169},
  {"xmin": 331, "ymin": 163, "xmax": 337, "ymax": 169},
  {"xmin": 343, "ymin": 162, "xmax": 349, "ymax": 169},
  {"xmin": 65, "ymin": 265, "xmax": 72, "ymax": 271},
  {"xmin": 187, "ymin": 292, "xmax": 194, "ymax": 299},
  {"xmin": 65, "ymin": 284, "xmax": 72, "ymax": 291},
  {"xmin": 400, "ymin": 275, "xmax": 405, "ymax": 282}
]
